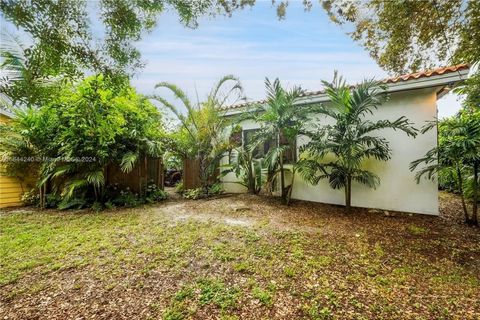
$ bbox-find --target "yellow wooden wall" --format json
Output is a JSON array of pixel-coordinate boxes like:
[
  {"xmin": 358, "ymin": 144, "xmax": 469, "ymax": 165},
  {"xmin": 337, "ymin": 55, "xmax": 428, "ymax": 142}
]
[{"xmin": 0, "ymin": 113, "xmax": 33, "ymax": 208}]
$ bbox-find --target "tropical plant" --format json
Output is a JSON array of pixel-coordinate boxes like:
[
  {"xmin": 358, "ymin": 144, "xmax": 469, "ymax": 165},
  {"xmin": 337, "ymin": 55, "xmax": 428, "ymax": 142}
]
[
  {"xmin": 410, "ymin": 111, "xmax": 480, "ymax": 225},
  {"xmin": 243, "ymin": 78, "xmax": 318, "ymax": 204},
  {"xmin": 298, "ymin": 74, "xmax": 417, "ymax": 213},
  {"xmin": 222, "ymin": 144, "xmax": 264, "ymax": 195},
  {"xmin": 151, "ymin": 75, "xmax": 244, "ymax": 193},
  {"xmin": 455, "ymin": 66, "xmax": 480, "ymax": 112},
  {"xmin": 0, "ymin": 74, "xmax": 165, "ymax": 208},
  {"xmin": 0, "ymin": 30, "xmax": 63, "ymax": 109}
]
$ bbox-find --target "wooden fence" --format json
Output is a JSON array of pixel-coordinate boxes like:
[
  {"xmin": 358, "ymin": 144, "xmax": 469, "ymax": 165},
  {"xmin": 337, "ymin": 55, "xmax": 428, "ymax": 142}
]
[
  {"xmin": 182, "ymin": 158, "xmax": 219, "ymax": 190},
  {"xmin": 106, "ymin": 157, "xmax": 164, "ymax": 193},
  {"xmin": 183, "ymin": 158, "xmax": 201, "ymax": 190}
]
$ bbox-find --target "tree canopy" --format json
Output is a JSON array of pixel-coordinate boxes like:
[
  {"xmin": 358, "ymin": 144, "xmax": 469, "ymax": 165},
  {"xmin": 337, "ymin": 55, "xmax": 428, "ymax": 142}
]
[
  {"xmin": 0, "ymin": 0, "xmax": 256, "ymax": 80},
  {"xmin": 320, "ymin": 0, "xmax": 479, "ymax": 74}
]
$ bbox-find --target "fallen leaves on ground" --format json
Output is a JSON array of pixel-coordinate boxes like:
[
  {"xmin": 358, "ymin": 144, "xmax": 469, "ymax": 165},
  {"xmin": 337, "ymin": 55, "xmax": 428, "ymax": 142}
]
[{"xmin": 0, "ymin": 191, "xmax": 479, "ymax": 319}]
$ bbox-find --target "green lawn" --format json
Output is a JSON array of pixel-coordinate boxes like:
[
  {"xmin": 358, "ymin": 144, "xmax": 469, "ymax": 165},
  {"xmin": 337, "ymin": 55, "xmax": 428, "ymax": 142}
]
[{"xmin": 1, "ymin": 193, "xmax": 479, "ymax": 319}]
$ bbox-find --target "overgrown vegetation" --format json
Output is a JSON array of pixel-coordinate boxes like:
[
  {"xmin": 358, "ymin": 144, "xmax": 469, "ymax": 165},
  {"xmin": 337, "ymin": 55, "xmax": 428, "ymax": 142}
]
[
  {"xmin": 229, "ymin": 78, "xmax": 320, "ymax": 204},
  {"xmin": 411, "ymin": 110, "xmax": 480, "ymax": 226},
  {"xmin": 152, "ymin": 75, "xmax": 244, "ymax": 194},
  {"xmin": 320, "ymin": 0, "xmax": 479, "ymax": 73},
  {"xmin": 0, "ymin": 75, "xmax": 166, "ymax": 209}
]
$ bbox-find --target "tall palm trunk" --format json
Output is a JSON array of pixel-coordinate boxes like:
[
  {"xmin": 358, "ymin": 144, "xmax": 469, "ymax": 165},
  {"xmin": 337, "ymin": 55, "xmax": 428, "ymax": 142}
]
[
  {"xmin": 247, "ymin": 160, "xmax": 256, "ymax": 194},
  {"xmin": 472, "ymin": 161, "xmax": 478, "ymax": 226},
  {"xmin": 456, "ymin": 165, "xmax": 471, "ymax": 224},
  {"xmin": 279, "ymin": 156, "xmax": 286, "ymax": 203},
  {"xmin": 278, "ymin": 131, "xmax": 287, "ymax": 204},
  {"xmin": 345, "ymin": 175, "xmax": 352, "ymax": 213},
  {"xmin": 286, "ymin": 168, "xmax": 296, "ymax": 205}
]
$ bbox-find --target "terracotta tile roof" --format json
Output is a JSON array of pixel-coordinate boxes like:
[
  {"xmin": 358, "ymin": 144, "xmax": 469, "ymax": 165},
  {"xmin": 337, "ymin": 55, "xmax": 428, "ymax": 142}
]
[
  {"xmin": 384, "ymin": 63, "xmax": 469, "ymax": 83},
  {"xmin": 224, "ymin": 64, "xmax": 469, "ymax": 110}
]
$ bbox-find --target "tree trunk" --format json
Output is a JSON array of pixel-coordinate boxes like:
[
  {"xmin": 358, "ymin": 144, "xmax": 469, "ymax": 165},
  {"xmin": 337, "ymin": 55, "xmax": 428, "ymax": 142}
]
[
  {"xmin": 456, "ymin": 166, "xmax": 471, "ymax": 224},
  {"xmin": 472, "ymin": 161, "xmax": 478, "ymax": 226},
  {"xmin": 345, "ymin": 176, "xmax": 352, "ymax": 213},
  {"xmin": 279, "ymin": 153, "xmax": 286, "ymax": 204},
  {"xmin": 248, "ymin": 162, "xmax": 255, "ymax": 194},
  {"xmin": 286, "ymin": 168, "xmax": 295, "ymax": 206},
  {"xmin": 278, "ymin": 131, "xmax": 287, "ymax": 204}
]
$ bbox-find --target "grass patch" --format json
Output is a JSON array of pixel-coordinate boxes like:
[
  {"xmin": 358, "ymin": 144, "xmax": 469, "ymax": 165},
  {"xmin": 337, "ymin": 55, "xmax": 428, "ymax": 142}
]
[
  {"xmin": 197, "ymin": 278, "xmax": 240, "ymax": 310},
  {"xmin": 1, "ymin": 193, "xmax": 479, "ymax": 319},
  {"xmin": 408, "ymin": 224, "xmax": 428, "ymax": 235},
  {"xmin": 252, "ymin": 286, "xmax": 274, "ymax": 306}
]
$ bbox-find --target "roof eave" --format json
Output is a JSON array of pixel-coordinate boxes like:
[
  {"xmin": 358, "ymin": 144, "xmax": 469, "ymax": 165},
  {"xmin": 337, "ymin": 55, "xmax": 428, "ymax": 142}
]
[{"xmin": 223, "ymin": 68, "xmax": 469, "ymax": 116}]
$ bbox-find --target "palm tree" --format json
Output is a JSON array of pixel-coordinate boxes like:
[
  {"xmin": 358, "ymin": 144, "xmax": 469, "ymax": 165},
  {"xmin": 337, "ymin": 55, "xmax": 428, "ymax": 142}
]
[
  {"xmin": 221, "ymin": 143, "xmax": 264, "ymax": 195},
  {"xmin": 411, "ymin": 111, "xmax": 480, "ymax": 225},
  {"xmin": 244, "ymin": 78, "xmax": 318, "ymax": 204},
  {"xmin": 0, "ymin": 30, "xmax": 27, "ymax": 108},
  {"xmin": 151, "ymin": 75, "xmax": 244, "ymax": 191},
  {"xmin": 0, "ymin": 30, "xmax": 61, "ymax": 109},
  {"xmin": 298, "ymin": 74, "xmax": 417, "ymax": 213}
]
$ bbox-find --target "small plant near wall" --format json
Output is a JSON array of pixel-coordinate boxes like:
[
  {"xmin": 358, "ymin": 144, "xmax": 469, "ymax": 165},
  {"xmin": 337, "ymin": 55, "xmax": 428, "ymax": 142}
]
[
  {"xmin": 182, "ymin": 183, "xmax": 224, "ymax": 200},
  {"xmin": 298, "ymin": 73, "xmax": 417, "ymax": 213},
  {"xmin": 221, "ymin": 142, "xmax": 264, "ymax": 195}
]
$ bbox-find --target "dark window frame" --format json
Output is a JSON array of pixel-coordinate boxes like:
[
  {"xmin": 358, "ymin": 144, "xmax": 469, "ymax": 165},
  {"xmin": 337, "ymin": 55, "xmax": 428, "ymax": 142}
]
[{"xmin": 242, "ymin": 129, "xmax": 296, "ymax": 164}]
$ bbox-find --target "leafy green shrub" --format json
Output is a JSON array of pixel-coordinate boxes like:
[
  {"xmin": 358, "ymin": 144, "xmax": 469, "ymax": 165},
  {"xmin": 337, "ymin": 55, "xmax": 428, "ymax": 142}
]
[
  {"xmin": 145, "ymin": 182, "xmax": 168, "ymax": 203},
  {"xmin": 45, "ymin": 194, "xmax": 61, "ymax": 208},
  {"xmin": 0, "ymin": 75, "xmax": 165, "ymax": 209},
  {"xmin": 182, "ymin": 183, "xmax": 223, "ymax": 200},
  {"xmin": 104, "ymin": 183, "xmax": 168, "ymax": 208},
  {"xmin": 104, "ymin": 201, "xmax": 115, "ymax": 210},
  {"xmin": 438, "ymin": 168, "xmax": 458, "ymax": 193},
  {"xmin": 183, "ymin": 188, "xmax": 204, "ymax": 200},
  {"xmin": 57, "ymin": 197, "xmax": 88, "ymax": 210},
  {"xmin": 175, "ymin": 181, "xmax": 184, "ymax": 194},
  {"xmin": 114, "ymin": 189, "xmax": 140, "ymax": 207},
  {"xmin": 208, "ymin": 183, "xmax": 224, "ymax": 195},
  {"xmin": 91, "ymin": 201, "xmax": 104, "ymax": 212},
  {"xmin": 21, "ymin": 189, "xmax": 39, "ymax": 206}
]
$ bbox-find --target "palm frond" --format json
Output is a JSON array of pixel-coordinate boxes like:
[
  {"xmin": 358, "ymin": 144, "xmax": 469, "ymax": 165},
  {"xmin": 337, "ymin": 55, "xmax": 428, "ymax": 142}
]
[
  {"xmin": 352, "ymin": 169, "xmax": 380, "ymax": 189},
  {"xmin": 61, "ymin": 179, "xmax": 88, "ymax": 199},
  {"xmin": 120, "ymin": 151, "xmax": 138, "ymax": 173},
  {"xmin": 210, "ymin": 74, "xmax": 245, "ymax": 107},
  {"xmin": 86, "ymin": 170, "xmax": 105, "ymax": 187},
  {"xmin": 154, "ymin": 82, "xmax": 193, "ymax": 112}
]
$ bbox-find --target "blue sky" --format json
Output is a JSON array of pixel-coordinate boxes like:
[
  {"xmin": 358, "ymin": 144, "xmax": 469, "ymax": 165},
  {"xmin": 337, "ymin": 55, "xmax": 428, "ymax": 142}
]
[
  {"xmin": 134, "ymin": 1, "xmax": 461, "ymax": 118},
  {"xmin": 1, "ymin": 1, "xmax": 462, "ymax": 117}
]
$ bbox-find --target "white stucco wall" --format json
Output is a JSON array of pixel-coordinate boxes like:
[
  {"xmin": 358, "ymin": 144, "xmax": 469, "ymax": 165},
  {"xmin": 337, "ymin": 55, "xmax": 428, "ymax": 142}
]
[{"xmin": 220, "ymin": 87, "xmax": 439, "ymax": 215}]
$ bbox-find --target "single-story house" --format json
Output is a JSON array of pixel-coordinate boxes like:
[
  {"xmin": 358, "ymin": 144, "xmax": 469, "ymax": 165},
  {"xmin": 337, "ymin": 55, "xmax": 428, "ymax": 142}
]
[{"xmin": 220, "ymin": 64, "xmax": 470, "ymax": 215}]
